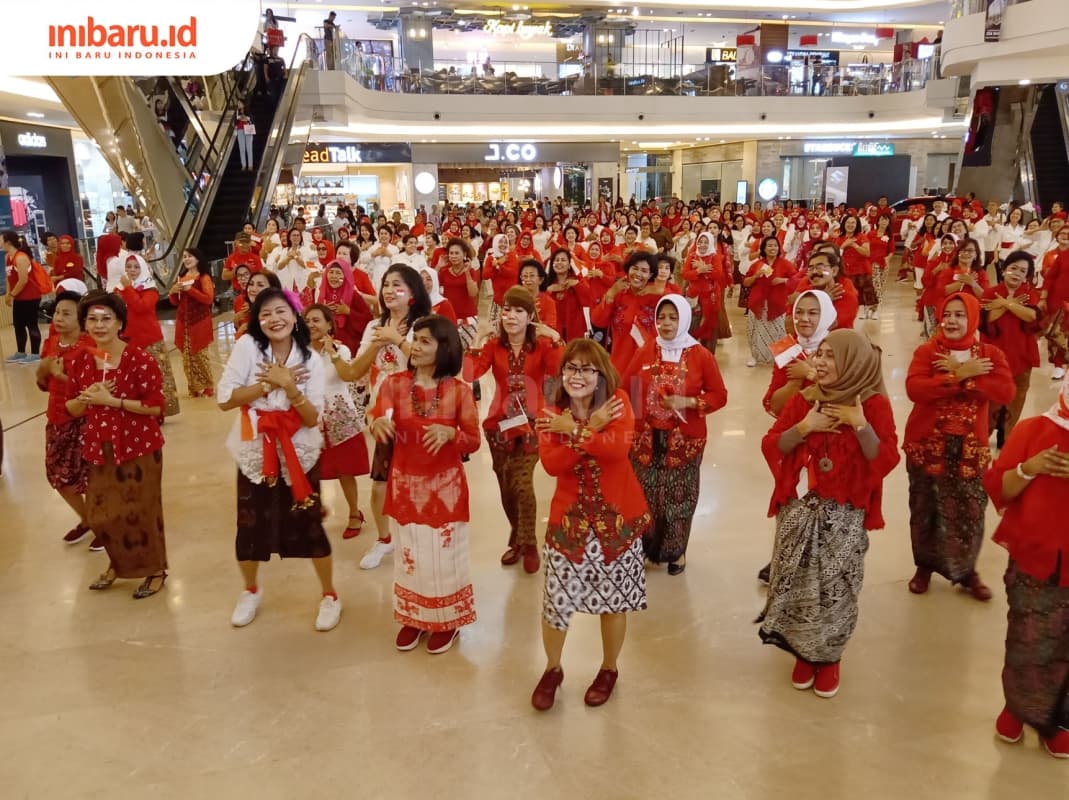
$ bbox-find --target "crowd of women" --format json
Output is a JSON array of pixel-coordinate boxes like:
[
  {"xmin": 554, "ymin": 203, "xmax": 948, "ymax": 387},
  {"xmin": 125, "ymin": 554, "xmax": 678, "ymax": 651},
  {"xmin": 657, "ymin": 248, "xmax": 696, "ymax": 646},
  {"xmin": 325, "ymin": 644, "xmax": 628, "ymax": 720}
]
[{"xmin": 5, "ymin": 190, "xmax": 1068, "ymax": 757}]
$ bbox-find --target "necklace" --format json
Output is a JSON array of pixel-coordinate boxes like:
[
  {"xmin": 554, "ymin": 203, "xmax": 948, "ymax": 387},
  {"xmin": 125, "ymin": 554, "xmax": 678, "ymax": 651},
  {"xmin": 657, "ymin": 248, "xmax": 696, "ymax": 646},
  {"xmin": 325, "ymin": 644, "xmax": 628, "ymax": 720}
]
[{"xmin": 410, "ymin": 378, "xmax": 442, "ymax": 418}]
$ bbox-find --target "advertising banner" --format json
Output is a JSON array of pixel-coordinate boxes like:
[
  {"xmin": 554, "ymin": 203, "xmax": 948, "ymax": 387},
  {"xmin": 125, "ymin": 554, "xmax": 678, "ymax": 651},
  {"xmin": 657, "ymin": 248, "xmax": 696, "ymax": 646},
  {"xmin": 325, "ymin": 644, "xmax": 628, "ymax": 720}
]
[
  {"xmin": 985, "ymin": 0, "xmax": 1006, "ymax": 43},
  {"xmin": 0, "ymin": 0, "xmax": 261, "ymax": 76}
]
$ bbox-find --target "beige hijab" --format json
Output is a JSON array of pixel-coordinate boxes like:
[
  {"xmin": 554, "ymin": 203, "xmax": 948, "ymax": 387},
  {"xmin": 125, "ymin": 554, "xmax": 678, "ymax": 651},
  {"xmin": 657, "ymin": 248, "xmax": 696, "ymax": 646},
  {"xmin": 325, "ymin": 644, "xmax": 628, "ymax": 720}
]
[{"xmin": 801, "ymin": 329, "xmax": 887, "ymax": 405}]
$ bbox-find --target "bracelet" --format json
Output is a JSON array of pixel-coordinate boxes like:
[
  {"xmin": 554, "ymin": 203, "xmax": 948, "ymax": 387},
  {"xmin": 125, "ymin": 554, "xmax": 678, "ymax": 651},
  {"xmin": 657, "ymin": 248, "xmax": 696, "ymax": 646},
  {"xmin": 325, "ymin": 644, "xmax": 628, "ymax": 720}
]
[
  {"xmin": 291, "ymin": 394, "xmax": 307, "ymax": 408},
  {"xmin": 1016, "ymin": 463, "xmax": 1036, "ymax": 481},
  {"xmin": 119, "ymin": 398, "xmax": 124, "ymax": 411}
]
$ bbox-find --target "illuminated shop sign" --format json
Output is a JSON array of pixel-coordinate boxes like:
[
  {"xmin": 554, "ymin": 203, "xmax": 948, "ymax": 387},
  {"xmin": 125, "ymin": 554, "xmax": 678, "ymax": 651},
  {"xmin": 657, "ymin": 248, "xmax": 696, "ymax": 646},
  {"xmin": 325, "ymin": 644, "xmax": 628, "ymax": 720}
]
[
  {"xmin": 484, "ymin": 142, "xmax": 538, "ymax": 162},
  {"xmin": 802, "ymin": 141, "xmax": 894, "ymax": 157},
  {"xmin": 485, "ymin": 19, "xmax": 553, "ymax": 39},
  {"xmin": 705, "ymin": 47, "xmax": 737, "ymax": 63},
  {"xmin": 303, "ymin": 142, "xmax": 412, "ymax": 164},
  {"xmin": 17, "ymin": 132, "xmax": 48, "ymax": 148}
]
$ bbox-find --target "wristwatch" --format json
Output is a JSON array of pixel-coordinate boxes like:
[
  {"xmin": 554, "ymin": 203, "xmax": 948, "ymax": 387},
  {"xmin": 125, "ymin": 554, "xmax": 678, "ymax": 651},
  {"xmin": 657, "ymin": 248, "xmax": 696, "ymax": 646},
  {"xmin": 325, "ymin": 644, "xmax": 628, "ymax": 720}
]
[{"xmin": 261, "ymin": 381, "xmax": 272, "ymax": 395}]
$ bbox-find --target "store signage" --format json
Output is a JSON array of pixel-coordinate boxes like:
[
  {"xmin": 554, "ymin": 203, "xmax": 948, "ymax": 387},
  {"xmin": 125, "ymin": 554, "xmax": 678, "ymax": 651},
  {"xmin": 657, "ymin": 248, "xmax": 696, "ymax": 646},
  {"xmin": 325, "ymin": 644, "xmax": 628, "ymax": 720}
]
[
  {"xmin": 705, "ymin": 47, "xmax": 737, "ymax": 63},
  {"xmin": 485, "ymin": 19, "xmax": 553, "ymax": 40},
  {"xmin": 17, "ymin": 132, "xmax": 48, "ymax": 148},
  {"xmin": 484, "ymin": 142, "xmax": 538, "ymax": 163},
  {"xmin": 830, "ymin": 31, "xmax": 878, "ymax": 47},
  {"xmin": 803, "ymin": 141, "xmax": 894, "ymax": 157},
  {"xmin": 303, "ymin": 142, "xmax": 412, "ymax": 164},
  {"xmin": 757, "ymin": 178, "xmax": 779, "ymax": 201}
]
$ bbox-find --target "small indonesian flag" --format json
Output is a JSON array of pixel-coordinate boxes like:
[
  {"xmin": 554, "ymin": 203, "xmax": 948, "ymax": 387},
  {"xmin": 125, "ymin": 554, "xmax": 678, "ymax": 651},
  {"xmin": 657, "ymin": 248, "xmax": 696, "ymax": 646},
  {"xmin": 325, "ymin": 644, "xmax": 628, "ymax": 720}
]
[{"xmin": 770, "ymin": 335, "xmax": 803, "ymax": 369}]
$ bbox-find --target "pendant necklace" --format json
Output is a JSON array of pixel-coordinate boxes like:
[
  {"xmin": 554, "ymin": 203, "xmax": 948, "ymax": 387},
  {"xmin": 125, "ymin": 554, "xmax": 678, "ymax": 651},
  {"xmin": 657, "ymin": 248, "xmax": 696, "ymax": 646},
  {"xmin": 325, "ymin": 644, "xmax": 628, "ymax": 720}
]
[{"xmin": 818, "ymin": 438, "xmax": 834, "ymax": 473}]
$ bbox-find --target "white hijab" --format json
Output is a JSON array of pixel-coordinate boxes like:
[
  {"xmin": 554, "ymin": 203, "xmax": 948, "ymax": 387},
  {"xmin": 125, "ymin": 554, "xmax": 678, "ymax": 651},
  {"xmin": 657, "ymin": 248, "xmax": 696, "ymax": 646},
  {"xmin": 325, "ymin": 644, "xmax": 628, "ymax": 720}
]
[
  {"xmin": 794, "ymin": 289, "xmax": 837, "ymax": 354},
  {"xmin": 421, "ymin": 267, "xmax": 445, "ymax": 306},
  {"xmin": 695, "ymin": 231, "xmax": 716, "ymax": 257},
  {"xmin": 655, "ymin": 294, "xmax": 700, "ymax": 363},
  {"xmin": 492, "ymin": 234, "xmax": 510, "ymax": 258},
  {"xmin": 117, "ymin": 254, "xmax": 153, "ymax": 291},
  {"xmin": 1043, "ymin": 372, "xmax": 1069, "ymax": 433}
]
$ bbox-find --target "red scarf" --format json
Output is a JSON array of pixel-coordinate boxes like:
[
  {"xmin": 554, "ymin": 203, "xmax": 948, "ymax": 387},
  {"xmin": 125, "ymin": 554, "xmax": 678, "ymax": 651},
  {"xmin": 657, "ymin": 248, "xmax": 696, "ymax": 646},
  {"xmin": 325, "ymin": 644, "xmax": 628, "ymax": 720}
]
[{"xmin": 241, "ymin": 407, "xmax": 315, "ymax": 506}]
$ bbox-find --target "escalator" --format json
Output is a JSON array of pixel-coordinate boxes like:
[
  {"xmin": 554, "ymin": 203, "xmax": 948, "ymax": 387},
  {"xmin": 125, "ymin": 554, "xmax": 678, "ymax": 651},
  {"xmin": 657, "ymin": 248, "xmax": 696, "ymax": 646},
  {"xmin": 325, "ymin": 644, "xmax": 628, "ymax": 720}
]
[
  {"xmin": 1030, "ymin": 84, "xmax": 1069, "ymax": 215},
  {"xmin": 46, "ymin": 37, "xmax": 313, "ymax": 278}
]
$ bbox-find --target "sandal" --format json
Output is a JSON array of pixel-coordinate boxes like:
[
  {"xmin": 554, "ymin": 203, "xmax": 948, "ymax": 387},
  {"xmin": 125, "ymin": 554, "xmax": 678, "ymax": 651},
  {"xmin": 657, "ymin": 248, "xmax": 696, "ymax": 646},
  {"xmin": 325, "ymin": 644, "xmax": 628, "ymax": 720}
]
[
  {"xmin": 89, "ymin": 568, "xmax": 117, "ymax": 591},
  {"xmin": 133, "ymin": 572, "xmax": 168, "ymax": 599},
  {"xmin": 500, "ymin": 546, "xmax": 521, "ymax": 566},
  {"xmin": 667, "ymin": 557, "xmax": 687, "ymax": 576},
  {"xmin": 342, "ymin": 512, "xmax": 365, "ymax": 540}
]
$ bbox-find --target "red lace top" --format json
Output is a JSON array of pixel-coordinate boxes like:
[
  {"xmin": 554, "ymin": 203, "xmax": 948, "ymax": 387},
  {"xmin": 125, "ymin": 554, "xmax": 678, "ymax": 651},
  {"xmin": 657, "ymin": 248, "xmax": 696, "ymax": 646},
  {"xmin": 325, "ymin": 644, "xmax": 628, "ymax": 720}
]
[
  {"xmin": 745, "ymin": 257, "xmax": 795, "ymax": 319},
  {"xmin": 590, "ymin": 288, "xmax": 661, "ymax": 372},
  {"xmin": 762, "ymin": 360, "xmax": 814, "ymax": 417},
  {"xmin": 370, "ymin": 373, "xmax": 481, "ymax": 526},
  {"xmin": 39, "ymin": 333, "xmax": 93, "ymax": 424},
  {"xmin": 903, "ymin": 340, "xmax": 1015, "ymax": 477},
  {"xmin": 984, "ymin": 417, "xmax": 1069, "ymax": 586},
  {"xmin": 169, "ymin": 274, "xmax": 215, "ymax": 354},
  {"xmin": 548, "ymin": 278, "xmax": 593, "ymax": 343},
  {"xmin": 116, "ymin": 287, "xmax": 163, "ymax": 348},
  {"xmin": 437, "ymin": 266, "xmax": 479, "ymax": 318},
  {"xmin": 482, "ymin": 251, "xmax": 520, "ymax": 304},
  {"xmin": 68, "ymin": 346, "xmax": 166, "ymax": 465},
  {"xmin": 762, "ymin": 393, "xmax": 900, "ymax": 530},
  {"xmin": 793, "ymin": 276, "xmax": 860, "ymax": 329},
  {"xmin": 621, "ymin": 341, "xmax": 727, "ymax": 440},
  {"xmin": 980, "ymin": 285, "xmax": 1041, "ymax": 376},
  {"xmin": 539, "ymin": 390, "xmax": 651, "ymax": 564}
]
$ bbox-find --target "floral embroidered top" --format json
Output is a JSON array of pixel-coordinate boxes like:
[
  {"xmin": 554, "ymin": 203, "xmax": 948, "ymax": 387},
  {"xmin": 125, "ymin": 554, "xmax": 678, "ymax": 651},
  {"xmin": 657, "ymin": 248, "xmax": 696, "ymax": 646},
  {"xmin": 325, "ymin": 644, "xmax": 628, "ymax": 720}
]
[
  {"xmin": 590, "ymin": 288, "xmax": 661, "ymax": 373},
  {"xmin": 903, "ymin": 339, "xmax": 1015, "ymax": 478},
  {"xmin": 68, "ymin": 345, "xmax": 166, "ymax": 465},
  {"xmin": 762, "ymin": 393, "xmax": 900, "ymax": 530},
  {"xmin": 316, "ymin": 343, "xmax": 363, "ymax": 447},
  {"xmin": 358, "ymin": 318, "xmax": 414, "ymax": 404},
  {"xmin": 539, "ymin": 390, "xmax": 651, "ymax": 564},
  {"xmin": 980, "ymin": 285, "xmax": 1041, "ymax": 376},
  {"xmin": 371, "ymin": 373, "xmax": 481, "ymax": 527},
  {"xmin": 216, "ymin": 335, "xmax": 326, "ymax": 484},
  {"xmin": 463, "ymin": 336, "xmax": 562, "ymax": 454},
  {"xmin": 40, "ymin": 332, "xmax": 92, "ymax": 425}
]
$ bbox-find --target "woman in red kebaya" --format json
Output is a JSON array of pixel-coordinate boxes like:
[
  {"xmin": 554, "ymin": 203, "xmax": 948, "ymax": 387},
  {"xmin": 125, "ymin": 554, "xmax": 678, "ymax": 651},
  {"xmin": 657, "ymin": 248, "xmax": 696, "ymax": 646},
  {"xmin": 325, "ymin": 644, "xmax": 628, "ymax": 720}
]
[
  {"xmin": 598, "ymin": 228, "xmax": 622, "ymax": 270},
  {"xmin": 545, "ymin": 248, "xmax": 593, "ymax": 343},
  {"xmin": 437, "ymin": 237, "xmax": 479, "ymax": 324},
  {"xmin": 938, "ymin": 238, "xmax": 988, "ymax": 300},
  {"xmin": 519, "ymin": 259, "xmax": 557, "ymax": 330},
  {"xmin": 466, "ymin": 286, "xmax": 562, "ymax": 573},
  {"xmin": 1039, "ymin": 225, "xmax": 1069, "ymax": 380},
  {"xmin": 866, "ymin": 214, "xmax": 894, "ymax": 319},
  {"xmin": 583, "ymin": 241, "xmax": 618, "ymax": 307},
  {"xmin": 531, "ymin": 339, "xmax": 650, "ymax": 711},
  {"xmin": 514, "ymin": 230, "xmax": 542, "ymax": 266},
  {"xmin": 622, "ymin": 295, "xmax": 727, "ymax": 575},
  {"xmin": 115, "ymin": 256, "xmax": 180, "ymax": 417},
  {"xmin": 683, "ymin": 232, "xmax": 728, "ymax": 350},
  {"xmin": 743, "ymin": 236, "xmax": 794, "ymax": 368},
  {"xmin": 760, "ymin": 329, "xmax": 898, "ymax": 699},
  {"xmin": 904, "ymin": 292, "xmax": 1015, "ymax": 601},
  {"xmin": 482, "ymin": 234, "xmax": 520, "ymax": 320},
  {"xmin": 648, "ymin": 254, "xmax": 682, "ymax": 297},
  {"xmin": 591, "ymin": 250, "xmax": 660, "ymax": 373},
  {"xmin": 561, "ymin": 225, "xmax": 589, "ymax": 268},
  {"xmin": 984, "ymin": 373, "xmax": 1069, "ymax": 759},
  {"xmin": 920, "ymin": 234, "xmax": 959, "ymax": 338},
  {"xmin": 168, "ymin": 247, "xmax": 216, "ymax": 398},
  {"xmin": 835, "ymin": 215, "xmax": 874, "ymax": 310},
  {"xmin": 982, "ymin": 251, "xmax": 1041, "ymax": 446},
  {"xmin": 763, "ymin": 289, "xmax": 837, "ymax": 417},
  {"xmin": 50, "ymin": 235, "xmax": 84, "ymax": 284},
  {"xmin": 367, "ymin": 315, "xmax": 481, "ymax": 654},
  {"xmin": 419, "ymin": 266, "xmax": 457, "ymax": 322}
]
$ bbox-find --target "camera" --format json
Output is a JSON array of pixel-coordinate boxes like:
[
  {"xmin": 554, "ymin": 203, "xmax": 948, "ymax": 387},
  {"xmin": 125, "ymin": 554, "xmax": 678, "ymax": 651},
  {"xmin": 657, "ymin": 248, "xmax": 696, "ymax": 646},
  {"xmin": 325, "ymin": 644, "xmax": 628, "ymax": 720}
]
[
  {"xmin": 759, "ymin": 113, "xmax": 767, "ymax": 121},
  {"xmin": 638, "ymin": 113, "xmax": 645, "ymax": 121},
  {"xmin": 433, "ymin": 112, "xmax": 441, "ymax": 120},
  {"xmin": 868, "ymin": 111, "xmax": 875, "ymax": 119}
]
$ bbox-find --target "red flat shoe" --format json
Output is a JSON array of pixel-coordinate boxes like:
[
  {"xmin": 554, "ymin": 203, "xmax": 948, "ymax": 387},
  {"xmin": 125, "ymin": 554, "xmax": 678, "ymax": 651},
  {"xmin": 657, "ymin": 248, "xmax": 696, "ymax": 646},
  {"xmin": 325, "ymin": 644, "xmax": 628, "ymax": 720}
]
[
  {"xmin": 500, "ymin": 546, "xmax": 521, "ymax": 566},
  {"xmin": 791, "ymin": 658, "xmax": 815, "ymax": 690},
  {"xmin": 584, "ymin": 668, "xmax": 618, "ymax": 707},
  {"xmin": 966, "ymin": 574, "xmax": 993, "ymax": 602},
  {"xmin": 814, "ymin": 662, "xmax": 840, "ymax": 699},
  {"xmin": 908, "ymin": 567, "xmax": 931, "ymax": 595},
  {"xmin": 531, "ymin": 667, "xmax": 563, "ymax": 711},
  {"xmin": 1043, "ymin": 729, "xmax": 1069, "ymax": 759},
  {"xmin": 522, "ymin": 545, "xmax": 540, "ymax": 574},
  {"xmin": 995, "ymin": 707, "xmax": 1024, "ymax": 743}
]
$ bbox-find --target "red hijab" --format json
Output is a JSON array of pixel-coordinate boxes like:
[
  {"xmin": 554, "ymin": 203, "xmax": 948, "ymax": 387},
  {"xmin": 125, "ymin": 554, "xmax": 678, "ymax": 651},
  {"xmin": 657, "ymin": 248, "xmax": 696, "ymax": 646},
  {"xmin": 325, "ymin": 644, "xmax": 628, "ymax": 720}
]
[{"xmin": 935, "ymin": 291, "xmax": 981, "ymax": 351}]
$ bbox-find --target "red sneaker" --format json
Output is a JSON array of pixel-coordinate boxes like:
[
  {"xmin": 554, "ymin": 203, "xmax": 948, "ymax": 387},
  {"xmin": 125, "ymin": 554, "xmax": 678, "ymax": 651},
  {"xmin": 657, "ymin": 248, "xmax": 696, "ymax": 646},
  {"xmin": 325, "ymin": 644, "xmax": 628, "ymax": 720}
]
[
  {"xmin": 791, "ymin": 658, "xmax": 815, "ymax": 690},
  {"xmin": 426, "ymin": 629, "xmax": 459, "ymax": 654},
  {"xmin": 522, "ymin": 545, "xmax": 541, "ymax": 574},
  {"xmin": 995, "ymin": 707, "xmax": 1024, "ymax": 743},
  {"xmin": 813, "ymin": 662, "xmax": 840, "ymax": 698},
  {"xmin": 395, "ymin": 626, "xmax": 424, "ymax": 651},
  {"xmin": 584, "ymin": 668, "xmax": 619, "ymax": 707},
  {"xmin": 1043, "ymin": 730, "xmax": 1069, "ymax": 759},
  {"xmin": 531, "ymin": 667, "xmax": 563, "ymax": 711}
]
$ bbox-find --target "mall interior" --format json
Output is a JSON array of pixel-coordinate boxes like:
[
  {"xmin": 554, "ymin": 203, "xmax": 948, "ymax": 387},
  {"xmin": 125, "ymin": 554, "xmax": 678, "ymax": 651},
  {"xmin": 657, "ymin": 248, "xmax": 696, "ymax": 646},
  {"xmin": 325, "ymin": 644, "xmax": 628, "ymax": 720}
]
[{"xmin": 2, "ymin": 0, "xmax": 1069, "ymax": 796}]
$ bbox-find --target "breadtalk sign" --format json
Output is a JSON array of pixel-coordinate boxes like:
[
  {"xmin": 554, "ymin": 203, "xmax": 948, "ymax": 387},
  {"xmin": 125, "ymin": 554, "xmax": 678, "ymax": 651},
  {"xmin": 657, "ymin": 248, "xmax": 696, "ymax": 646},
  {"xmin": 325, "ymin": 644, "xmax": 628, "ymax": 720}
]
[{"xmin": 2, "ymin": 0, "xmax": 261, "ymax": 76}]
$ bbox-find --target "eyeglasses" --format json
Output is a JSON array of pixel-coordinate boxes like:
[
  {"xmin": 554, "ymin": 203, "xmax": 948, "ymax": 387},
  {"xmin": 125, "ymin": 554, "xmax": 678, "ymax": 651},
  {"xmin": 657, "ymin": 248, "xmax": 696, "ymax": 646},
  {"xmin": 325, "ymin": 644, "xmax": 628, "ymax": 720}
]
[{"xmin": 562, "ymin": 364, "xmax": 599, "ymax": 378}]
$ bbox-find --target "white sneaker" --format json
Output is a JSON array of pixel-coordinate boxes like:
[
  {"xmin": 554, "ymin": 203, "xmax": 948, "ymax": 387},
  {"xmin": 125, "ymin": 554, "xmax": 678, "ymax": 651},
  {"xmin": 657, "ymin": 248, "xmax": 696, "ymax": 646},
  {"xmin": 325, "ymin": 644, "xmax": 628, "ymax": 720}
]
[
  {"xmin": 315, "ymin": 595, "xmax": 342, "ymax": 631},
  {"xmin": 231, "ymin": 588, "xmax": 263, "ymax": 627},
  {"xmin": 746, "ymin": 358, "xmax": 757, "ymax": 368},
  {"xmin": 1053, "ymin": 367, "xmax": 1066, "ymax": 380},
  {"xmin": 869, "ymin": 309, "xmax": 879, "ymax": 320},
  {"xmin": 360, "ymin": 539, "xmax": 395, "ymax": 569}
]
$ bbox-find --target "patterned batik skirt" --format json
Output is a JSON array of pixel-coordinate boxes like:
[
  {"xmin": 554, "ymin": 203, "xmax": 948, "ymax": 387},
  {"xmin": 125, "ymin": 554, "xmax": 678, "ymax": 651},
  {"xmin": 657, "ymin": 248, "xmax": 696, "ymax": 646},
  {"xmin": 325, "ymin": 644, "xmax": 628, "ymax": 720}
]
[
  {"xmin": 144, "ymin": 341, "xmax": 181, "ymax": 417},
  {"xmin": 851, "ymin": 273, "xmax": 879, "ymax": 307},
  {"xmin": 179, "ymin": 330, "xmax": 214, "ymax": 397},
  {"xmin": 871, "ymin": 261, "xmax": 887, "ymax": 303},
  {"xmin": 632, "ymin": 430, "xmax": 703, "ymax": 564},
  {"xmin": 393, "ymin": 519, "xmax": 476, "ymax": 633},
  {"xmin": 542, "ymin": 531, "xmax": 648, "ymax": 631},
  {"xmin": 907, "ymin": 440, "xmax": 988, "ymax": 583},
  {"xmin": 1002, "ymin": 560, "xmax": 1069, "ymax": 739},
  {"xmin": 45, "ymin": 418, "xmax": 87, "ymax": 493},
  {"xmin": 746, "ymin": 311, "xmax": 786, "ymax": 364},
  {"xmin": 86, "ymin": 445, "xmax": 167, "ymax": 579},
  {"xmin": 235, "ymin": 465, "xmax": 331, "ymax": 561},
  {"xmin": 758, "ymin": 493, "xmax": 868, "ymax": 665}
]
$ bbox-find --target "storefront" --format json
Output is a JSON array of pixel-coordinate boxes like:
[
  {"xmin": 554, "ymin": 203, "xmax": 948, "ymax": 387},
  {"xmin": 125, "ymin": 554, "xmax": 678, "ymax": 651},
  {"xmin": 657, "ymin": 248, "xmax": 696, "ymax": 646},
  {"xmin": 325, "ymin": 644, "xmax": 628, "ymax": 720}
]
[
  {"xmin": 409, "ymin": 142, "xmax": 621, "ymax": 210},
  {"xmin": 71, "ymin": 132, "xmax": 133, "ymax": 240},
  {"xmin": 680, "ymin": 142, "xmax": 747, "ymax": 203},
  {"xmin": 286, "ymin": 141, "xmax": 414, "ymax": 222},
  {"xmin": 0, "ymin": 121, "xmax": 81, "ymax": 246}
]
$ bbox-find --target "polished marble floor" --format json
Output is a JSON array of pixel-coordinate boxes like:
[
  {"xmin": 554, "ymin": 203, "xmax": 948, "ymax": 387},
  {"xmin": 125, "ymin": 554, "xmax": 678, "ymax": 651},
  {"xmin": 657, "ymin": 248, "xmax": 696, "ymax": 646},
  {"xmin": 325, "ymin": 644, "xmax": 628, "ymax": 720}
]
[{"xmin": 0, "ymin": 275, "xmax": 1065, "ymax": 799}]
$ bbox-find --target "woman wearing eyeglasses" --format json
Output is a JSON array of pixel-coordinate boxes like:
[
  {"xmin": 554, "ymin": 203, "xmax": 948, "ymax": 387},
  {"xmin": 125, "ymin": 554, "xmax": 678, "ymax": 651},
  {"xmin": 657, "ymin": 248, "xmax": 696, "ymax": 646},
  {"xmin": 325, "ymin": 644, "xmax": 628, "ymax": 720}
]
[{"xmin": 531, "ymin": 339, "xmax": 650, "ymax": 711}]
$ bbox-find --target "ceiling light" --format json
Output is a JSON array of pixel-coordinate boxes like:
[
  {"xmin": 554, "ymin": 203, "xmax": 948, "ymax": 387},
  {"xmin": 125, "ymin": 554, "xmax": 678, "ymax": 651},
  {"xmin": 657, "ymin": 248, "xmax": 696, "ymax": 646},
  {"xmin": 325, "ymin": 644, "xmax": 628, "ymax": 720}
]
[
  {"xmin": 1019, "ymin": 79, "xmax": 1031, "ymax": 86},
  {"xmin": 26, "ymin": 111, "xmax": 45, "ymax": 118}
]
